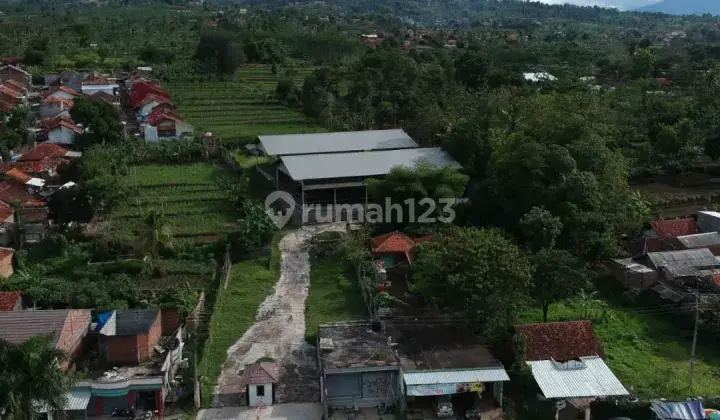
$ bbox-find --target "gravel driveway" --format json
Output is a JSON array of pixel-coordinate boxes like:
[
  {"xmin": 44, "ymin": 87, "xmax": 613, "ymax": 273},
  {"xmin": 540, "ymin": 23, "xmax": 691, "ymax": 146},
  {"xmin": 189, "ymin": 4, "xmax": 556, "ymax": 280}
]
[{"xmin": 212, "ymin": 224, "xmax": 345, "ymax": 407}]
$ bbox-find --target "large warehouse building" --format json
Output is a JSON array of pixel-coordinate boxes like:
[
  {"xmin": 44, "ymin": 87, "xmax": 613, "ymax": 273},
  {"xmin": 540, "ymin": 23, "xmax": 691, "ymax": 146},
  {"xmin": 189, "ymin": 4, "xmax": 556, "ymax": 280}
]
[{"xmin": 253, "ymin": 129, "xmax": 461, "ymax": 224}]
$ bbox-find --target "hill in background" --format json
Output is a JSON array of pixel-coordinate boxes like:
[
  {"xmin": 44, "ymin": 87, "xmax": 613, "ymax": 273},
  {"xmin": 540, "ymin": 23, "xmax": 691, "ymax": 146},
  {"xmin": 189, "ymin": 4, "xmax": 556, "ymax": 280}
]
[{"xmin": 635, "ymin": 0, "xmax": 720, "ymax": 15}]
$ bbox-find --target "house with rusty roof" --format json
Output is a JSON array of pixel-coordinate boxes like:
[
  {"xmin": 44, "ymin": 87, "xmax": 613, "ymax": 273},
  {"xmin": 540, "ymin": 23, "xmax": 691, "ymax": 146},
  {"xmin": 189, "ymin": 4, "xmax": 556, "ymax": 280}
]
[
  {"xmin": 371, "ymin": 231, "xmax": 434, "ymax": 270},
  {"xmin": 0, "ymin": 143, "xmax": 79, "ymax": 180},
  {"xmin": 514, "ymin": 321, "xmax": 628, "ymax": 419},
  {"xmin": 0, "ymin": 290, "xmax": 22, "ymax": 311}
]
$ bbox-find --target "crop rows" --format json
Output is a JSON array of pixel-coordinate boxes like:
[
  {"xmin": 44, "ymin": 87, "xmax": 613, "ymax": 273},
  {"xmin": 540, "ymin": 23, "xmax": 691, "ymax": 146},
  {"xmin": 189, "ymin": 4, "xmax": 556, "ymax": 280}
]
[
  {"xmin": 108, "ymin": 163, "xmax": 239, "ymax": 244},
  {"xmin": 166, "ymin": 65, "xmax": 324, "ymax": 141}
]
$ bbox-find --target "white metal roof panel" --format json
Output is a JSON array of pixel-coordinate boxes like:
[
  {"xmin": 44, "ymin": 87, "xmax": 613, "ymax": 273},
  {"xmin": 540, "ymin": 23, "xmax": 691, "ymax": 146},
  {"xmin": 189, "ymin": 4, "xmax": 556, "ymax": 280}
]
[
  {"xmin": 280, "ymin": 147, "xmax": 460, "ymax": 181},
  {"xmin": 403, "ymin": 368, "xmax": 510, "ymax": 385},
  {"xmin": 37, "ymin": 389, "xmax": 91, "ymax": 413},
  {"xmin": 258, "ymin": 129, "xmax": 417, "ymax": 156},
  {"xmin": 527, "ymin": 356, "xmax": 629, "ymax": 399}
]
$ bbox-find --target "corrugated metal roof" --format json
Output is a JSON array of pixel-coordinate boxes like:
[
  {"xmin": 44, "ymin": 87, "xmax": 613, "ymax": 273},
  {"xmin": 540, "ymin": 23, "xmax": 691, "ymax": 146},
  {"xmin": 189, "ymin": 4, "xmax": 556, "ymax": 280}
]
[
  {"xmin": 677, "ymin": 232, "xmax": 720, "ymax": 248},
  {"xmin": 280, "ymin": 147, "xmax": 460, "ymax": 181},
  {"xmin": 37, "ymin": 389, "xmax": 91, "ymax": 413},
  {"xmin": 651, "ymin": 400, "xmax": 706, "ymax": 420},
  {"xmin": 527, "ymin": 356, "xmax": 629, "ymax": 399},
  {"xmin": 403, "ymin": 368, "xmax": 510, "ymax": 385},
  {"xmin": 647, "ymin": 249, "xmax": 719, "ymax": 277},
  {"xmin": 258, "ymin": 129, "xmax": 418, "ymax": 156}
]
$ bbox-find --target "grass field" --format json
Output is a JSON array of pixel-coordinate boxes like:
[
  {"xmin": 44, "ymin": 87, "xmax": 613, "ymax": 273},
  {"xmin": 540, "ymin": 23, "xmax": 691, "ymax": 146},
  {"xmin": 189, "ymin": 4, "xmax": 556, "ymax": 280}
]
[
  {"xmin": 167, "ymin": 65, "xmax": 325, "ymax": 140},
  {"xmin": 305, "ymin": 252, "xmax": 368, "ymax": 343},
  {"xmin": 520, "ymin": 278, "xmax": 720, "ymax": 399},
  {"xmin": 107, "ymin": 163, "xmax": 239, "ymax": 244},
  {"xmin": 200, "ymin": 233, "xmax": 282, "ymax": 407}
]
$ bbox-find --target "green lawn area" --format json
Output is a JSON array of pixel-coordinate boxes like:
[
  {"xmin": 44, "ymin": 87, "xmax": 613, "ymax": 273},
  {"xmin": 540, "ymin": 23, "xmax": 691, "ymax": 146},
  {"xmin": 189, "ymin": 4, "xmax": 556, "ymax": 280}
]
[
  {"xmin": 199, "ymin": 233, "xmax": 282, "ymax": 407},
  {"xmin": 166, "ymin": 65, "xmax": 325, "ymax": 141},
  {"xmin": 234, "ymin": 152, "xmax": 273, "ymax": 169},
  {"xmin": 107, "ymin": 163, "xmax": 239, "ymax": 244},
  {"xmin": 305, "ymin": 251, "xmax": 368, "ymax": 343},
  {"xmin": 519, "ymin": 278, "xmax": 720, "ymax": 399}
]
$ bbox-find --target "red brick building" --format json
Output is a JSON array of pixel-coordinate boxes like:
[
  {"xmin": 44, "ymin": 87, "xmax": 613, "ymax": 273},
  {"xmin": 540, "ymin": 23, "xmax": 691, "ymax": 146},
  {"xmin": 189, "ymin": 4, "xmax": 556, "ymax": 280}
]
[
  {"xmin": 96, "ymin": 309, "xmax": 162, "ymax": 365},
  {"xmin": 0, "ymin": 290, "xmax": 22, "ymax": 311}
]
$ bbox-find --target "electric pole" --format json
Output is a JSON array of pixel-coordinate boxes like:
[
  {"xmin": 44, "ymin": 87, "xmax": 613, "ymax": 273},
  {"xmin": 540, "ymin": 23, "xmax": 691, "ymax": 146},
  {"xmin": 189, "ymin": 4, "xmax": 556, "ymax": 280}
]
[{"xmin": 689, "ymin": 292, "xmax": 700, "ymax": 392}]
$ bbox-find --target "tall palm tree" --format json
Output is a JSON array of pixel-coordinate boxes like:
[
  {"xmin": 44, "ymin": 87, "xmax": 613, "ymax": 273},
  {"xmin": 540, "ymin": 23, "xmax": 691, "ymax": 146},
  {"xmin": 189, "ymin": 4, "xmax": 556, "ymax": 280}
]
[
  {"xmin": 139, "ymin": 209, "xmax": 173, "ymax": 260},
  {"xmin": 0, "ymin": 336, "xmax": 74, "ymax": 420}
]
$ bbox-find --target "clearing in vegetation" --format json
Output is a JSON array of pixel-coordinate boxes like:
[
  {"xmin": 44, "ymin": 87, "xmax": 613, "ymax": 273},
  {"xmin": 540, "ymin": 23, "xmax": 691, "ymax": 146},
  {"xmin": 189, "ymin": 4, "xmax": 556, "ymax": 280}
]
[
  {"xmin": 107, "ymin": 163, "xmax": 239, "ymax": 244},
  {"xmin": 520, "ymin": 278, "xmax": 720, "ymax": 399},
  {"xmin": 305, "ymin": 251, "xmax": 368, "ymax": 343},
  {"xmin": 167, "ymin": 65, "xmax": 325, "ymax": 141}
]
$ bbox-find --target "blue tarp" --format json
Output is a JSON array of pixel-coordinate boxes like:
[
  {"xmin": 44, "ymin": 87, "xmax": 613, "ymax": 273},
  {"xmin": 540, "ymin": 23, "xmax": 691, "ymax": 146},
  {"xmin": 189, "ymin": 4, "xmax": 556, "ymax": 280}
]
[
  {"xmin": 651, "ymin": 401, "xmax": 706, "ymax": 420},
  {"xmin": 95, "ymin": 312, "xmax": 112, "ymax": 332}
]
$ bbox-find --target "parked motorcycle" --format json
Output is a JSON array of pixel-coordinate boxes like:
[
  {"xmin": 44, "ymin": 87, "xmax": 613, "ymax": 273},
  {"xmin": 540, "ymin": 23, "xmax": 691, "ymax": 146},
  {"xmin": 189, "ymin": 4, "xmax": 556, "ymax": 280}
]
[{"xmin": 111, "ymin": 406, "xmax": 136, "ymax": 418}]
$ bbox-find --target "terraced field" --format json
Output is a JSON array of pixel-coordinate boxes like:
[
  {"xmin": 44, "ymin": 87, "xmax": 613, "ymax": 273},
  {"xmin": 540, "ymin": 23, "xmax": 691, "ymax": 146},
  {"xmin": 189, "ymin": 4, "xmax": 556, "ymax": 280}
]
[
  {"xmin": 167, "ymin": 65, "xmax": 325, "ymax": 140},
  {"xmin": 107, "ymin": 163, "xmax": 239, "ymax": 244}
]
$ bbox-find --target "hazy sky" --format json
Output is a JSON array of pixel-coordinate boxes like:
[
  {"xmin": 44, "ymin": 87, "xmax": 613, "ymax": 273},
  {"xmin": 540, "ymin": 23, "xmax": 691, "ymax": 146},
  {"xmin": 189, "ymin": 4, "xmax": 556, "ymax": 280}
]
[{"xmin": 536, "ymin": 0, "xmax": 661, "ymax": 10}]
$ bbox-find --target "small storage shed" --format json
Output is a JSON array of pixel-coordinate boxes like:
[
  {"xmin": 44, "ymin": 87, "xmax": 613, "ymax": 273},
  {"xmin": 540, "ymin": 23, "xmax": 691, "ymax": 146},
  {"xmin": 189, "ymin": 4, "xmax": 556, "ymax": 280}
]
[
  {"xmin": 610, "ymin": 258, "xmax": 658, "ymax": 290},
  {"xmin": 242, "ymin": 362, "xmax": 278, "ymax": 407}
]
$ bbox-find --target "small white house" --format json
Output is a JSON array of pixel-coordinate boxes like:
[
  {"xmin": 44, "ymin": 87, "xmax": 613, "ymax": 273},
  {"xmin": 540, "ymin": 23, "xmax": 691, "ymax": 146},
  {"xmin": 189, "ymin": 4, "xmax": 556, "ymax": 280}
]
[
  {"xmin": 241, "ymin": 362, "xmax": 278, "ymax": 407},
  {"xmin": 47, "ymin": 121, "xmax": 82, "ymax": 145}
]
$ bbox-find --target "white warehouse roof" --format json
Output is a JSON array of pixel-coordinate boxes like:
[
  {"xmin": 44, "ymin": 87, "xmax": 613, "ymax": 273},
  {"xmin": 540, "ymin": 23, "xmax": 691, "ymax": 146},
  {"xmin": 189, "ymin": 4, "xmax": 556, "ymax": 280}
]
[
  {"xmin": 258, "ymin": 129, "xmax": 417, "ymax": 157},
  {"xmin": 404, "ymin": 368, "xmax": 510, "ymax": 386},
  {"xmin": 279, "ymin": 147, "xmax": 460, "ymax": 181},
  {"xmin": 527, "ymin": 356, "xmax": 629, "ymax": 399}
]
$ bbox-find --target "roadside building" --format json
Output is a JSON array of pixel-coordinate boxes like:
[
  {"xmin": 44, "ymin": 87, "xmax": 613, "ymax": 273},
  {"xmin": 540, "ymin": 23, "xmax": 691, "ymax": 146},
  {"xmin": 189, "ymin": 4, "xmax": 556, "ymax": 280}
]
[
  {"xmin": 241, "ymin": 362, "xmax": 279, "ymax": 407},
  {"xmin": 515, "ymin": 321, "xmax": 628, "ymax": 420}
]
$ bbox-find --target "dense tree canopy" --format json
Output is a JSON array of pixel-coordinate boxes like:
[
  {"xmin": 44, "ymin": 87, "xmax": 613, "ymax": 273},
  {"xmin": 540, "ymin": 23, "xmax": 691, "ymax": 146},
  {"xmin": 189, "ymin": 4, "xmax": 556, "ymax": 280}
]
[{"xmin": 413, "ymin": 227, "xmax": 533, "ymax": 339}]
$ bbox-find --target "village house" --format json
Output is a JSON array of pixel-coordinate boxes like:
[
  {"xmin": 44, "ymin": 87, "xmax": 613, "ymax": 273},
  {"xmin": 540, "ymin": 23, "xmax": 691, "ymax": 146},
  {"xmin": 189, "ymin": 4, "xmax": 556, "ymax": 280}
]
[
  {"xmin": 371, "ymin": 231, "xmax": 434, "ymax": 270},
  {"xmin": 0, "ymin": 143, "xmax": 81, "ymax": 180},
  {"xmin": 515, "ymin": 321, "xmax": 628, "ymax": 420},
  {"xmin": 40, "ymin": 95, "xmax": 74, "ymax": 119},
  {"xmin": 0, "ymin": 177, "xmax": 50, "ymax": 244},
  {"xmin": 0, "ymin": 246, "xmax": 14, "ymax": 278},
  {"xmin": 317, "ymin": 321, "xmax": 510, "ymax": 418},
  {"xmin": 48, "ymin": 85, "xmax": 80, "ymax": 101},
  {"xmin": 0, "ymin": 83, "xmax": 23, "ymax": 106},
  {"xmin": 0, "ymin": 290, "xmax": 22, "ymax": 311},
  {"xmin": 46, "ymin": 119, "xmax": 83, "ymax": 144},
  {"xmin": 136, "ymin": 93, "xmax": 171, "ymax": 117},
  {"xmin": 131, "ymin": 81, "xmax": 171, "ymax": 111},
  {"xmin": 45, "ymin": 70, "xmax": 85, "ymax": 92},
  {"xmin": 0, "ymin": 64, "xmax": 31, "ymax": 88},
  {"xmin": 143, "ymin": 107, "xmax": 193, "ymax": 141},
  {"xmin": 0, "ymin": 201, "xmax": 14, "ymax": 246},
  {"xmin": 0, "ymin": 309, "xmax": 92, "ymax": 371},
  {"xmin": 0, "ymin": 308, "xmax": 186, "ymax": 418}
]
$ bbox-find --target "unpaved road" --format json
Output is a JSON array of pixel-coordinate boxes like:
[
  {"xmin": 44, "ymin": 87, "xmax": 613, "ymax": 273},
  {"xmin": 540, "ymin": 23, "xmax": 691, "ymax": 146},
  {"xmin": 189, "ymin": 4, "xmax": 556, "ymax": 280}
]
[{"xmin": 212, "ymin": 224, "xmax": 345, "ymax": 407}]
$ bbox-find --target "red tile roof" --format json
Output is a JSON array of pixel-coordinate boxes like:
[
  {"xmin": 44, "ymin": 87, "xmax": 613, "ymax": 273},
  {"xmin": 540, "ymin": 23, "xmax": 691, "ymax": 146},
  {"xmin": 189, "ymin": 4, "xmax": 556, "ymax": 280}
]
[
  {"xmin": 20, "ymin": 143, "xmax": 69, "ymax": 161},
  {"xmin": 3, "ymin": 79, "xmax": 25, "ymax": 92},
  {"xmin": 650, "ymin": 219, "xmax": 698, "ymax": 239},
  {"xmin": 371, "ymin": 231, "xmax": 417, "ymax": 253},
  {"xmin": 0, "ymin": 181, "xmax": 46, "ymax": 207},
  {"xmin": 0, "ymin": 247, "xmax": 14, "ymax": 260},
  {"xmin": 0, "ymin": 83, "xmax": 21, "ymax": 97},
  {"xmin": 55, "ymin": 86, "xmax": 79, "ymax": 96},
  {"xmin": 656, "ymin": 77, "xmax": 671, "ymax": 87},
  {"xmin": 47, "ymin": 120, "xmax": 82, "ymax": 134},
  {"xmin": 0, "ymin": 85, "xmax": 20, "ymax": 98},
  {"xmin": 0, "ymin": 158, "xmax": 66, "ymax": 175},
  {"xmin": 0, "ymin": 291, "xmax": 21, "ymax": 311},
  {"xmin": 242, "ymin": 362, "xmax": 279, "ymax": 385},
  {"xmin": 136, "ymin": 93, "xmax": 170, "ymax": 109},
  {"xmin": 5, "ymin": 168, "xmax": 32, "ymax": 184},
  {"xmin": 83, "ymin": 73, "xmax": 108, "ymax": 85},
  {"xmin": 515, "ymin": 321, "xmax": 605, "ymax": 362},
  {"xmin": 147, "ymin": 107, "xmax": 184, "ymax": 126},
  {"xmin": 0, "ymin": 100, "xmax": 13, "ymax": 113},
  {"xmin": 22, "ymin": 208, "xmax": 49, "ymax": 223},
  {"xmin": 131, "ymin": 81, "xmax": 171, "ymax": 108},
  {"xmin": 0, "ymin": 200, "xmax": 14, "ymax": 221}
]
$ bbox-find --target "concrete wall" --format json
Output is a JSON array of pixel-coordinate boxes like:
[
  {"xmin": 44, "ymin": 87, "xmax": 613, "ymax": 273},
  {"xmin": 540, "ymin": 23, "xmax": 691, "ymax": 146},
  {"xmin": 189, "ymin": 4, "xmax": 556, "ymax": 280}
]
[
  {"xmin": 248, "ymin": 383, "xmax": 273, "ymax": 407},
  {"xmin": 47, "ymin": 126, "xmax": 75, "ymax": 144}
]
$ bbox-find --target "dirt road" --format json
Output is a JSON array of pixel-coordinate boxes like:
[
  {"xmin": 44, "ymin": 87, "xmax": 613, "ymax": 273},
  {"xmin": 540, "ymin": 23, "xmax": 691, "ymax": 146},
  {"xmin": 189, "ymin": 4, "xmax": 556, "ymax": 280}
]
[{"xmin": 212, "ymin": 224, "xmax": 345, "ymax": 407}]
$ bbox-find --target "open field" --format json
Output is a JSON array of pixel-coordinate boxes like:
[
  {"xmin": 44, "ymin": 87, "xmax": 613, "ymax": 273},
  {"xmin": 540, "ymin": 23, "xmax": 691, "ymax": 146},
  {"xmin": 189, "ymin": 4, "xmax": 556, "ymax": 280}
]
[
  {"xmin": 167, "ymin": 65, "xmax": 325, "ymax": 140},
  {"xmin": 305, "ymin": 252, "xmax": 368, "ymax": 343},
  {"xmin": 520, "ymin": 278, "xmax": 720, "ymax": 399},
  {"xmin": 107, "ymin": 163, "xmax": 239, "ymax": 244},
  {"xmin": 199, "ymin": 233, "xmax": 282, "ymax": 407}
]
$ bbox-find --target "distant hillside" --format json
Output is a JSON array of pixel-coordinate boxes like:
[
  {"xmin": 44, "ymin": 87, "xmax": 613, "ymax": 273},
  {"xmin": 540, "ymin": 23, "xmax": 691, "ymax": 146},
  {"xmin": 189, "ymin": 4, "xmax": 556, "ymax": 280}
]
[{"xmin": 636, "ymin": 0, "xmax": 720, "ymax": 15}]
